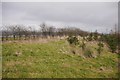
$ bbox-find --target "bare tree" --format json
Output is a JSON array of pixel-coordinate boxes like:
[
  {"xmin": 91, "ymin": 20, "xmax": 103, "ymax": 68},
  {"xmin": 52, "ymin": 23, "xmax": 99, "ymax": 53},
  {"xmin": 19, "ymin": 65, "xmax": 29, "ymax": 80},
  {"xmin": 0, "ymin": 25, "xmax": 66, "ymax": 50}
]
[
  {"xmin": 2, "ymin": 26, "xmax": 10, "ymax": 41},
  {"xmin": 48, "ymin": 26, "xmax": 56, "ymax": 37},
  {"xmin": 15, "ymin": 25, "xmax": 26, "ymax": 40},
  {"xmin": 8, "ymin": 25, "xmax": 17, "ymax": 40},
  {"xmin": 40, "ymin": 23, "xmax": 48, "ymax": 38}
]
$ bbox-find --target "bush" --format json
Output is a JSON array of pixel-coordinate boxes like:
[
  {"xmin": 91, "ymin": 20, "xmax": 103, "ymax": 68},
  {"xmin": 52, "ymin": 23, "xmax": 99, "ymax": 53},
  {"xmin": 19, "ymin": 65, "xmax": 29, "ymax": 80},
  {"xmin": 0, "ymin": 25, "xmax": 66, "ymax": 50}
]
[
  {"xmin": 97, "ymin": 41, "xmax": 104, "ymax": 55},
  {"xmin": 84, "ymin": 48, "xmax": 93, "ymax": 58},
  {"xmin": 87, "ymin": 33, "xmax": 93, "ymax": 41},
  {"xmin": 105, "ymin": 34, "xmax": 118, "ymax": 53},
  {"xmin": 67, "ymin": 36, "xmax": 79, "ymax": 45},
  {"xmin": 93, "ymin": 30, "xmax": 98, "ymax": 40},
  {"xmin": 79, "ymin": 40, "xmax": 86, "ymax": 51}
]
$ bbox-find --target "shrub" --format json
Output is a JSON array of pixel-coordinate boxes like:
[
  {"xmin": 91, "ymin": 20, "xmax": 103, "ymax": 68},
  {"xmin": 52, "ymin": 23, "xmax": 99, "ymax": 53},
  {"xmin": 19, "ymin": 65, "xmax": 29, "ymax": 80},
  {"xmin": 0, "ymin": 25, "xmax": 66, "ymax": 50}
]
[
  {"xmin": 84, "ymin": 48, "xmax": 93, "ymax": 58},
  {"xmin": 81, "ymin": 41, "xmax": 86, "ymax": 51},
  {"xmin": 79, "ymin": 40, "xmax": 86, "ymax": 51},
  {"xmin": 93, "ymin": 30, "xmax": 98, "ymax": 40},
  {"xmin": 87, "ymin": 33, "xmax": 93, "ymax": 41},
  {"xmin": 105, "ymin": 34, "xmax": 118, "ymax": 53},
  {"xmin": 67, "ymin": 36, "xmax": 79, "ymax": 45},
  {"xmin": 97, "ymin": 41, "xmax": 104, "ymax": 55}
]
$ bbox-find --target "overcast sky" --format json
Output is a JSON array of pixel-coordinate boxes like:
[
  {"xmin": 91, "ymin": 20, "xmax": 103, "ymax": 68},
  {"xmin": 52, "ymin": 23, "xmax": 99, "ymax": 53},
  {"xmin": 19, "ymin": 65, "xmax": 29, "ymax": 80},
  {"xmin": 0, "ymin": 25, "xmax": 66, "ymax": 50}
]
[{"xmin": 1, "ymin": 2, "xmax": 118, "ymax": 33}]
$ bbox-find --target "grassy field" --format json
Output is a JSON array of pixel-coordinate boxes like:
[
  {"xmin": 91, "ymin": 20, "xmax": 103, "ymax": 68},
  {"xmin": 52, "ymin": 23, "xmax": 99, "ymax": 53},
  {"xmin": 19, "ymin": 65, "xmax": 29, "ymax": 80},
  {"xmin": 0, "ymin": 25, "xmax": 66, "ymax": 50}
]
[{"xmin": 2, "ymin": 39, "xmax": 119, "ymax": 78}]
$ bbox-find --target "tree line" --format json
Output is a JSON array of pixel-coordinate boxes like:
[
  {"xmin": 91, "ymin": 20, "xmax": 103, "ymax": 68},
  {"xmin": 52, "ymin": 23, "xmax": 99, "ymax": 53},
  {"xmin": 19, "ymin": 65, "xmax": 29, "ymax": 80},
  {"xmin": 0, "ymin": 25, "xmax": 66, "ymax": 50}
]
[{"xmin": 1, "ymin": 23, "xmax": 89, "ymax": 41}]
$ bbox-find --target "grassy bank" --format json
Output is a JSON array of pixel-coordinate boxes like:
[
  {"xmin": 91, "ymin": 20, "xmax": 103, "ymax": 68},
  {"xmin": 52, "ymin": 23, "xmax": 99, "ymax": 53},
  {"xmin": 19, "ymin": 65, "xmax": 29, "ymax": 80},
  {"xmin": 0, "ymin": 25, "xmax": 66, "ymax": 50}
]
[{"xmin": 2, "ymin": 39, "xmax": 119, "ymax": 78}]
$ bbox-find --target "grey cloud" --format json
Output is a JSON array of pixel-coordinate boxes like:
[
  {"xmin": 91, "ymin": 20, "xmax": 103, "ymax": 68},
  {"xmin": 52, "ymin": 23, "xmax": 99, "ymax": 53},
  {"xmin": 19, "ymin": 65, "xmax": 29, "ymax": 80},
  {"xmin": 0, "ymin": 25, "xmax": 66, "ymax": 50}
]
[
  {"xmin": 2, "ymin": 2, "xmax": 118, "ymax": 33},
  {"xmin": 0, "ymin": 2, "xmax": 2, "ymax": 27}
]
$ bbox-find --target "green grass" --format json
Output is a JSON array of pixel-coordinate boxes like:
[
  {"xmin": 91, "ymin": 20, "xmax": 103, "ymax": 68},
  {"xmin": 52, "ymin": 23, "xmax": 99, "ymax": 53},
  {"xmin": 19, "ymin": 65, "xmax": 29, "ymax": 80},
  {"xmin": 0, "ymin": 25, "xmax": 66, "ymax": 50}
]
[
  {"xmin": 2, "ymin": 40, "xmax": 119, "ymax": 78},
  {"xmin": 0, "ymin": 42, "xmax": 2, "ymax": 79}
]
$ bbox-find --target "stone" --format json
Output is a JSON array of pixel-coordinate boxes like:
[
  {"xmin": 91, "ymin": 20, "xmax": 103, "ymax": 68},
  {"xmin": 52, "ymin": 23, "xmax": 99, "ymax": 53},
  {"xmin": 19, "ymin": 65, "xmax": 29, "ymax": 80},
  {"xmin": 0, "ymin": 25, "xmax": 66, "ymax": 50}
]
[{"xmin": 100, "ymin": 67, "xmax": 104, "ymax": 71}]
